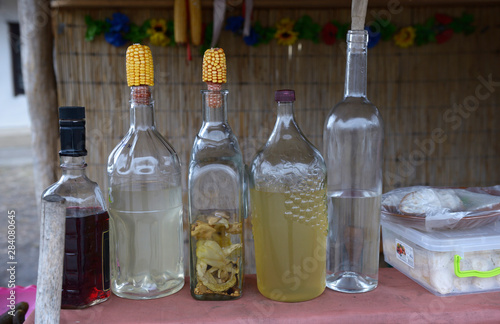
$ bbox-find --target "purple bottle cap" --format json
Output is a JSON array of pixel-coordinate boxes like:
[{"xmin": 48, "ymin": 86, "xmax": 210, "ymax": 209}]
[{"xmin": 275, "ymin": 89, "xmax": 295, "ymax": 102}]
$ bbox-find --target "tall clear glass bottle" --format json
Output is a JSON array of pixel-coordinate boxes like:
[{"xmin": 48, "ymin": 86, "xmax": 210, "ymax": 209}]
[
  {"xmin": 323, "ymin": 30, "xmax": 384, "ymax": 293},
  {"xmin": 189, "ymin": 89, "xmax": 245, "ymax": 300},
  {"xmin": 250, "ymin": 90, "xmax": 328, "ymax": 302},
  {"xmin": 107, "ymin": 85, "xmax": 184, "ymax": 299},
  {"xmin": 42, "ymin": 106, "xmax": 110, "ymax": 308}
]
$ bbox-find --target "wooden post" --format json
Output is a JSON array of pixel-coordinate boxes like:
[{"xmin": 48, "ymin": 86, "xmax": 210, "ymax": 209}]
[
  {"xmin": 18, "ymin": 0, "xmax": 59, "ymax": 211},
  {"xmin": 351, "ymin": 0, "xmax": 369, "ymax": 30},
  {"xmin": 36, "ymin": 195, "xmax": 66, "ymax": 324}
]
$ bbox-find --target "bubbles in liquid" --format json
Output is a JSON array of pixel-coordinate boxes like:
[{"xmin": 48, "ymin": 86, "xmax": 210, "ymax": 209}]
[{"xmin": 284, "ymin": 188, "xmax": 328, "ymax": 232}]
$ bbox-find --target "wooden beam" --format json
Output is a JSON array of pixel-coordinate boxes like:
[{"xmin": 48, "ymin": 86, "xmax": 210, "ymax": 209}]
[
  {"xmin": 19, "ymin": 0, "xmax": 59, "ymax": 212},
  {"xmin": 50, "ymin": 0, "xmax": 500, "ymax": 8}
]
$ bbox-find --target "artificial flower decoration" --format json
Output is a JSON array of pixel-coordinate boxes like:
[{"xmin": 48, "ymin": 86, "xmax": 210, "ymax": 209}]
[
  {"xmin": 436, "ymin": 29, "xmax": 454, "ymax": 44},
  {"xmin": 321, "ymin": 22, "xmax": 338, "ymax": 45},
  {"xmin": 435, "ymin": 13, "xmax": 453, "ymax": 25},
  {"xmin": 85, "ymin": 15, "xmax": 109, "ymax": 41},
  {"xmin": 104, "ymin": 12, "xmax": 130, "ymax": 47},
  {"xmin": 365, "ymin": 25, "xmax": 381, "ymax": 48},
  {"xmin": 243, "ymin": 27, "xmax": 259, "ymax": 46},
  {"xmin": 226, "ymin": 16, "xmax": 244, "ymax": 34},
  {"xmin": 276, "ymin": 18, "xmax": 295, "ymax": 31},
  {"xmin": 393, "ymin": 26, "xmax": 416, "ymax": 48},
  {"xmin": 85, "ymin": 12, "xmax": 474, "ymax": 49},
  {"xmin": 126, "ymin": 20, "xmax": 151, "ymax": 43},
  {"xmin": 274, "ymin": 18, "xmax": 298, "ymax": 46},
  {"xmin": 148, "ymin": 18, "xmax": 167, "ymax": 34},
  {"xmin": 252, "ymin": 21, "xmax": 276, "ymax": 45},
  {"xmin": 294, "ymin": 15, "xmax": 321, "ymax": 43},
  {"xmin": 150, "ymin": 32, "xmax": 170, "ymax": 47},
  {"xmin": 148, "ymin": 19, "xmax": 170, "ymax": 46}
]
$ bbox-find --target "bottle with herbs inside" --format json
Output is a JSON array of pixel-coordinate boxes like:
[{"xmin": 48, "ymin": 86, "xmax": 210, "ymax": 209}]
[
  {"xmin": 249, "ymin": 90, "xmax": 328, "ymax": 302},
  {"xmin": 41, "ymin": 106, "xmax": 110, "ymax": 309},
  {"xmin": 188, "ymin": 48, "xmax": 245, "ymax": 300},
  {"xmin": 323, "ymin": 29, "xmax": 384, "ymax": 293},
  {"xmin": 107, "ymin": 44, "xmax": 184, "ymax": 299}
]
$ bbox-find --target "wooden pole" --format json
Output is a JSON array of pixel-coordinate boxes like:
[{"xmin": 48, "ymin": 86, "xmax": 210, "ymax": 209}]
[
  {"xmin": 18, "ymin": 0, "xmax": 59, "ymax": 211},
  {"xmin": 351, "ymin": 0, "xmax": 369, "ymax": 30},
  {"xmin": 35, "ymin": 195, "xmax": 66, "ymax": 324}
]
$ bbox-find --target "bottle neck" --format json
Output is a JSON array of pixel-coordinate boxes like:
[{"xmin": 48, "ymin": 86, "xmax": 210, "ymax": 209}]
[
  {"xmin": 60, "ymin": 155, "xmax": 87, "ymax": 177},
  {"xmin": 344, "ymin": 30, "xmax": 368, "ymax": 98},
  {"xmin": 275, "ymin": 101, "xmax": 295, "ymax": 127},
  {"xmin": 201, "ymin": 89, "xmax": 228, "ymax": 124},
  {"xmin": 130, "ymin": 86, "xmax": 155, "ymax": 130},
  {"xmin": 268, "ymin": 101, "xmax": 299, "ymax": 142}
]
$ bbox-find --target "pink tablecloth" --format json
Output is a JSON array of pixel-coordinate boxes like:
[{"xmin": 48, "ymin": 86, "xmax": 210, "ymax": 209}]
[{"xmin": 25, "ymin": 269, "xmax": 500, "ymax": 323}]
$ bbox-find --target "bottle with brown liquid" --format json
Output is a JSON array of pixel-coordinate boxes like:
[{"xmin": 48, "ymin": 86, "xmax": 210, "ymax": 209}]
[{"xmin": 41, "ymin": 106, "xmax": 110, "ymax": 308}]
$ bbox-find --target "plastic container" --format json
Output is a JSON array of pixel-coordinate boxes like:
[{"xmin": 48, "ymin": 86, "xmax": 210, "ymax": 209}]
[{"xmin": 382, "ymin": 219, "xmax": 500, "ymax": 296}]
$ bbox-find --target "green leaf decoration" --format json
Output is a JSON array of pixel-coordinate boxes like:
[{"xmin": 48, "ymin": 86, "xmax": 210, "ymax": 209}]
[
  {"xmin": 166, "ymin": 20, "xmax": 176, "ymax": 46},
  {"xmin": 200, "ymin": 22, "xmax": 213, "ymax": 54},
  {"xmin": 333, "ymin": 21, "xmax": 349, "ymax": 40},
  {"xmin": 377, "ymin": 20, "xmax": 397, "ymax": 41},
  {"xmin": 254, "ymin": 21, "xmax": 276, "ymax": 45},
  {"xmin": 126, "ymin": 20, "xmax": 151, "ymax": 43},
  {"xmin": 451, "ymin": 12, "xmax": 475, "ymax": 35},
  {"xmin": 295, "ymin": 15, "xmax": 321, "ymax": 43},
  {"xmin": 84, "ymin": 15, "xmax": 109, "ymax": 41},
  {"xmin": 414, "ymin": 22, "xmax": 435, "ymax": 46}
]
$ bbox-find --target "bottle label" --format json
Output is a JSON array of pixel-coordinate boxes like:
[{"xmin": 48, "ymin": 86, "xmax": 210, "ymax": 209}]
[
  {"xmin": 395, "ymin": 239, "xmax": 414, "ymax": 268},
  {"xmin": 102, "ymin": 230, "xmax": 110, "ymax": 291}
]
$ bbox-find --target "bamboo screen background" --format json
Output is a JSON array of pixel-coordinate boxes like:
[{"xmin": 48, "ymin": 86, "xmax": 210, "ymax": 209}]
[{"xmin": 52, "ymin": 5, "xmax": 500, "ymax": 272}]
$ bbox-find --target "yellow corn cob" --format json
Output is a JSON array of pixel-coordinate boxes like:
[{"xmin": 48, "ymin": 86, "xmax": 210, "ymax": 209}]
[
  {"xmin": 174, "ymin": 0, "xmax": 188, "ymax": 44},
  {"xmin": 189, "ymin": 0, "xmax": 202, "ymax": 46},
  {"xmin": 126, "ymin": 44, "xmax": 154, "ymax": 87},
  {"xmin": 202, "ymin": 48, "xmax": 227, "ymax": 84}
]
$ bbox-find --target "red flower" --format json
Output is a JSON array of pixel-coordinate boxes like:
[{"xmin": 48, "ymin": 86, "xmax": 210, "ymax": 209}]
[
  {"xmin": 321, "ymin": 22, "xmax": 338, "ymax": 45},
  {"xmin": 436, "ymin": 29, "xmax": 453, "ymax": 44},
  {"xmin": 435, "ymin": 13, "xmax": 453, "ymax": 25}
]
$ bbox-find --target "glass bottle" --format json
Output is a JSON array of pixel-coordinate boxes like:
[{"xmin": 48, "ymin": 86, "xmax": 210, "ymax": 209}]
[
  {"xmin": 323, "ymin": 30, "xmax": 384, "ymax": 293},
  {"xmin": 107, "ymin": 85, "xmax": 184, "ymax": 299},
  {"xmin": 249, "ymin": 90, "xmax": 328, "ymax": 302},
  {"xmin": 189, "ymin": 89, "xmax": 245, "ymax": 300},
  {"xmin": 41, "ymin": 106, "xmax": 110, "ymax": 309}
]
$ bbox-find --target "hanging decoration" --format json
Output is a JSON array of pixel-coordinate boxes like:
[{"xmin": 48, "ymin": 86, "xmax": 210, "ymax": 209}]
[
  {"xmin": 85, "ymin": 12, "xmax": 475, "ymax": 50},
  {"xmin": 242, "ymin": 0, "xmax": 253, "ymax": 37},
  {"xmin": 211, "ymin": 0, "xmax": 227, "ymax": 48}
]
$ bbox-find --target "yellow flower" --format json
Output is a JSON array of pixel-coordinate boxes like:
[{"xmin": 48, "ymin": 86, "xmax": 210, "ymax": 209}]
[
  {"xmin": 149, "ymin": 32, "xmax": 170, "ymax": 47},
  {"xmin": 274, "ymin": 18, "xmax": 298, "ymax": 46},
  {"xmin": 393, "ymin": 26, "xmax": 416, "ymax": 48},
  {"xmin": 276, "ymin": 18, "xmax": 295, "ymax": 31},
  {"xmin": 275, "ymin": 29, "xmax": 299, "ymax": 45},
  {"xmin": 147, "ymin": 19, "xmax": 169, "ymax": 47},
  {"xmin": 148, "ymin": 18, "xmax": 167, "ymax": 35}
]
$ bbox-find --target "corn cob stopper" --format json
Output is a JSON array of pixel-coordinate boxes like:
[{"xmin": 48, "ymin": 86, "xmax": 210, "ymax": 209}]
[
  {"xmin": 202, "ymin": 48, "xmax": 226, "ymax": 108},
  {"xmin": 126, "ymin": 44, "xmax": 154, "ymax": 87},
  {"xmin": 126, "ymin": 44, "xmax": 154, "ymax": 104}
]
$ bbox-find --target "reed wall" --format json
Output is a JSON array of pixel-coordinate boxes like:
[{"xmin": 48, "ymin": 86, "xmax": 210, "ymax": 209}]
[{"xmin": 51, "ymin": 5, "xmax": 500, "ymax": 272}]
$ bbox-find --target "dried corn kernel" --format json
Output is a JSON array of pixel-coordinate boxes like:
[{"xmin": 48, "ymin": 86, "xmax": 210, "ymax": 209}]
[
  {"xmin": 126, "ymin": 44, "xmax": 154, "ymax": 87},
  {"xmin": 202, "ymin": 48, "xmax": 227, "ymax": 84}
]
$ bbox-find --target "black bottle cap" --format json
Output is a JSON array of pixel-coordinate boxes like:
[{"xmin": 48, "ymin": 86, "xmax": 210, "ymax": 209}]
[
  {"xmin": 59, "ymin": 106, "xmax": 85, "ymax": 120},
  {"xmin": 59, "ymin": 106, "xmax": 87, "ymax": 157}
]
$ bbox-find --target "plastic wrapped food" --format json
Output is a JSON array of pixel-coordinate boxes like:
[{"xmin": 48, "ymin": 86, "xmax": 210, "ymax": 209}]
[{"xmin": 381, "ymin": 186, "xmax": 500, "ymax": 231}]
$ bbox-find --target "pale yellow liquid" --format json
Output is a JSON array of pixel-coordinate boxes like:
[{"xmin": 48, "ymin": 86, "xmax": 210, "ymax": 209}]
[{"xmin": 251, "ymin": 188, "xmax": 328, "ymax": 302}]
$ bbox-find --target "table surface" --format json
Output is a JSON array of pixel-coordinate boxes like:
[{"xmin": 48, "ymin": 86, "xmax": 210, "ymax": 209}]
[{"xmin": 25, "ymin": 268, "xmax": 500, "ymax": 324}]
